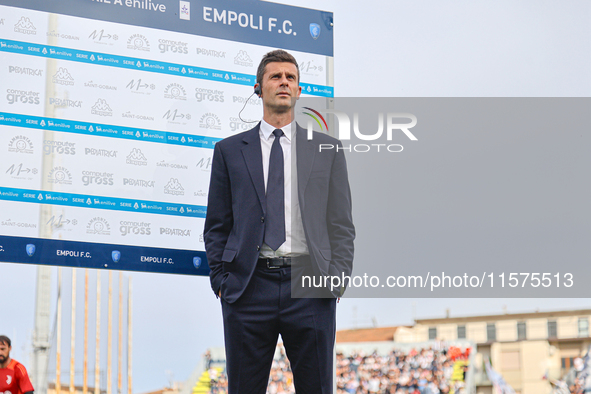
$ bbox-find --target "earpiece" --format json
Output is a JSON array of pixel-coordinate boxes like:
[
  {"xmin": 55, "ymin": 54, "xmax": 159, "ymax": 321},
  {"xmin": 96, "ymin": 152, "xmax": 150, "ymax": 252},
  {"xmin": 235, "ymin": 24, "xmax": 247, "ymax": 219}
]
[{"xmin": 254, "ymin": 84, "xmax": 261, "ymax": 97}]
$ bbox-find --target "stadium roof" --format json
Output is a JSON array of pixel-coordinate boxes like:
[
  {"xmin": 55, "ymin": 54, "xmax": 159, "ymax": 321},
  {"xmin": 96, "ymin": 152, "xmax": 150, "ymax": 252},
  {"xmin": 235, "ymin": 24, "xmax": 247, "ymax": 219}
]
[{"xmin": 336, "ymin": 326, "xmax": 408, "ymax": 343}]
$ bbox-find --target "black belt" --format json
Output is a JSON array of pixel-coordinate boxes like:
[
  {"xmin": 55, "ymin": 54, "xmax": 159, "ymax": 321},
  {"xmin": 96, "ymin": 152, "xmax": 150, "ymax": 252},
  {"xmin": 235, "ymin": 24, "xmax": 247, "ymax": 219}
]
[{"xmin": 257, "ymin": 257, "xmax": 292, "ymax": 269}]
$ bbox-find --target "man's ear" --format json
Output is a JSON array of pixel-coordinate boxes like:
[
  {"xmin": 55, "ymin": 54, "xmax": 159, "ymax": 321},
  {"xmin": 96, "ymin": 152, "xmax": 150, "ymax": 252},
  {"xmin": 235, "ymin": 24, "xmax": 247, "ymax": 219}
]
[{"xmin": 254, "ymin": 83, "xmax": 262, "ymax": 97}]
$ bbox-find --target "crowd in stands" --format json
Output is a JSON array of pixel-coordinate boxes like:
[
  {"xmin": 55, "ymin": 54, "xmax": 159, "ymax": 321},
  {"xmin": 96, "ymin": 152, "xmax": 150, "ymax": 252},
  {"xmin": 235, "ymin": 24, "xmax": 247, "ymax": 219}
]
[
  {"xmin": 207, "ymin": 345, "xmax": 471, "ymax": 394},
  {"xmin": 554, "ymin": 353, "xmax": 591, "ymax": 394}
]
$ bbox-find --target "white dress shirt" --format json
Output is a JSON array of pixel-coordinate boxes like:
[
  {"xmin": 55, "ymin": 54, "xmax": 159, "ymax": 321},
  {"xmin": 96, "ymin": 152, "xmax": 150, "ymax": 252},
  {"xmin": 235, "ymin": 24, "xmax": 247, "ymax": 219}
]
[{"xmin": 259, "ymin": 120, "xmax": 308, "ymax": 258}]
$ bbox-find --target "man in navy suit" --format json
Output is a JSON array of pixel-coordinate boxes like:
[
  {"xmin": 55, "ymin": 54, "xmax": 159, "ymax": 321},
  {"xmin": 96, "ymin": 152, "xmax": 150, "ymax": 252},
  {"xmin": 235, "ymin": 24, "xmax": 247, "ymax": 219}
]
[{"xmin": 204, "ymin": 50, "xmax": 354, "ymax": 394}]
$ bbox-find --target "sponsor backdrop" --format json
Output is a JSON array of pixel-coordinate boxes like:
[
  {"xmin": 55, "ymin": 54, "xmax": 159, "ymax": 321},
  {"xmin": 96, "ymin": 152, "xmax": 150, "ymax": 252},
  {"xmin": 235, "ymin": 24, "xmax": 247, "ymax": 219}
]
[{"xmin": 0, "ymin": 0, "xmax": 333, "ymax": 275}]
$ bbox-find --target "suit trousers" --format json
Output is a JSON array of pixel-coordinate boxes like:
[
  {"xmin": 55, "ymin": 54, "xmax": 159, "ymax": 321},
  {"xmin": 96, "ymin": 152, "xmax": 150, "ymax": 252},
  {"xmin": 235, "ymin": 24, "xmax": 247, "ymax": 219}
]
[{"xmin": 221, "ymin": 263, "xmax": 337, "ymax": 394}]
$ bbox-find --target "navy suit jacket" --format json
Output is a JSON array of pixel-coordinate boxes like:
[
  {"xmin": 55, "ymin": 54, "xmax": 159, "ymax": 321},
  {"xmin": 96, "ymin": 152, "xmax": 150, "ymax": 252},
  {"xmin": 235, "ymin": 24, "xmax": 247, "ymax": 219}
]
[{"xmin": 204, "ymin": 123, "xmax": 355, "ymax": 303}]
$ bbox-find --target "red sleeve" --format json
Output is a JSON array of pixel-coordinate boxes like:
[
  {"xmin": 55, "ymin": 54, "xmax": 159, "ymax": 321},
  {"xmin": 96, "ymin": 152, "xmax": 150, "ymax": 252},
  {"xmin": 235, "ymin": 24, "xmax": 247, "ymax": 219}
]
[{"xmin": 15, "ymin": 362, "xmax": 34, "ymax": 393}]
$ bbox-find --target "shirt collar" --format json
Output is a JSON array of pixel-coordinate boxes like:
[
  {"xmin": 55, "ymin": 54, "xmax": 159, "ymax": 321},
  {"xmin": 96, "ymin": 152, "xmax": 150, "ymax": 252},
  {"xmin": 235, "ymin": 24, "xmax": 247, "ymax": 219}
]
[{"xmin": 260, "ymin": 119, "xmax": 294, "ymax": 142}]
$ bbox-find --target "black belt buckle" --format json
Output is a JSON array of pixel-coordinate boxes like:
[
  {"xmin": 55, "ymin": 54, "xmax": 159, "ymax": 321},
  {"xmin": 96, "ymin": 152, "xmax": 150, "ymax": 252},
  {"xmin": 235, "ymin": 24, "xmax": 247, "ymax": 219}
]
[{"xmin": 266, "ymin": 259, "xmax": 281, "ymax": 269}]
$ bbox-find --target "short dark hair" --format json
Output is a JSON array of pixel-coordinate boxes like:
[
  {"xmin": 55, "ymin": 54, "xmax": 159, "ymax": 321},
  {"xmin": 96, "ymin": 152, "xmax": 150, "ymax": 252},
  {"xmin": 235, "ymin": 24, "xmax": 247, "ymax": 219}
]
[
  {"xmin": 0, "ymin": 335, "xmax": 11, "ymax": 347},
  {"xmin": 256, "ymin": 49, "xmax": 300, "ymax": 89}
]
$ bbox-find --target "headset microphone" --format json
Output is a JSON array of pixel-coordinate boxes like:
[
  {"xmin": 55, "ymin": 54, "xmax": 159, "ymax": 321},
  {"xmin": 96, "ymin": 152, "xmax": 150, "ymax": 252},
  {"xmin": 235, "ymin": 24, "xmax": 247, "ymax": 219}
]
[{"xmin": 238, "ymin": 86, "xmax": 261, "ymax": 123}]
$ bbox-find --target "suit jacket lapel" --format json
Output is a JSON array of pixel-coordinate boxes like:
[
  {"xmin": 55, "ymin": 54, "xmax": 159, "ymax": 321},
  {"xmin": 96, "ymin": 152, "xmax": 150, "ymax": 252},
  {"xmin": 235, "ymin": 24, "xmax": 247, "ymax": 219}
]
[
  {"xmin": 241, "ymin": 123, "xmax": 266, "ymax": 214},
  {"xmin": 296, "ymin": 123, "xmax": 316, "ymax": 209}
]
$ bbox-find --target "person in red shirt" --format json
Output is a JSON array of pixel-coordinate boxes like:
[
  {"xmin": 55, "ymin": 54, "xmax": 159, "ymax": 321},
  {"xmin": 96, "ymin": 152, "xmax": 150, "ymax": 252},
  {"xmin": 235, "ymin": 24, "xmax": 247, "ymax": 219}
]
[{"xmin": 0, "ymin": 335, "xmax": 34, "ymax": 394}]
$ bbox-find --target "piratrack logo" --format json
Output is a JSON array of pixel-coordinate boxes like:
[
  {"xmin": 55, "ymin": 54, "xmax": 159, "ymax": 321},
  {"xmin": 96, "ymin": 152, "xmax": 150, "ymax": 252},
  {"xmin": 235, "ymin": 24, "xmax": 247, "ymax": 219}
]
[
  {"xmin": 47, "ymin": 166, "xmax": 73, "ymax": 185},
  {"xmin": 86, "ymin": 217, "xmax": 110, "ymax": 235},
  {"xmin": 85, "ymin": 148, "xmax": 117, "ymax": 158},
  {"xmin": 126, "ymin": 148, "xmax": 147, "ymax": 166},
  {"xmin": 43, "ymin": 140, "xmax": 76, "ymax": 155},
  {"xmin": 6, "ymin": 89, "xmax": 40, "ymax": 105},
  {"xmin": 195, "ymin": 87, "xmax": 224, "ymax": 103},
  {"xmin": 123, "ymin": 178, "xmax": 155, "ymax": 188},
  {"xmin": 14, "ymin": 17, "xmax": 36, "ymax": 35},
  {"xmin": 127, "ymin": 34, "xmax": 150, "ymax": 51},
  {"xmin": 158, "ymin": 39, "xmax": 188, "ymax": 54},
  {"xmin": 8, "ymin": 135, "xmax": 34, "ymax": 154},
  {"xmin": 126, "ymin": 79, "xmax": 155, "ymax": 94},
  {"xmin": 301, "ymin": 108, "xmax": 418, "ymax": 153},
  {"xmin": 53, "ymin": 68, "xmax": 74, "ymax": 85},
  {"xmin": 164, "ymin": 178, "xmax": 184, "ymax": 195},
  {"xmin": 119, "ymin": 221, "xmax": 151, "ymax": 236},
  {"xmin": 164, "ymin": 83, "xmax": 187, "ymax": 100},
  {"xmin": 160, "ymin": 227, "xmax": 191, "ymax": 236},
  {"xmin": 91, "ymin": 99, "xmax": 112, "ymax": 116},
  {"xmin": 199, "ymin": 113, "xmax": 221, "ymax": 130},
  {"xmin": 82, "ymin": 171, "xmax": 114, "ymax": 186},
  {"xmin": 9, "ymin": 66, "xmax": 42, "ymax": 77},
  {"xmin": 196, "ymin": 48, "xmax": 225, "ymax": 58},
  {"xmin": 49, "ymin": 97, "xmax": 82, "ymax": 108},
  {"xmin": 233, "ymin": 95, "xmax": 260, "ymax": 106},
  {"xmin": 234, "ymin": 50, "xmax": 253, "ymax": 67}
]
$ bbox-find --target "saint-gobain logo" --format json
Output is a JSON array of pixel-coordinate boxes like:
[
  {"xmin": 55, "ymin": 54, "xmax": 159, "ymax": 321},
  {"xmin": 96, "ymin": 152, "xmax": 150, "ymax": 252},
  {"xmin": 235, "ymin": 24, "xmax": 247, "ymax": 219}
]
[
  {"xmin": 302, "ymin": 108, "xmax": 418, "ymax": 153},
  {"xmin": 199, "ymin": 113, "xmax": 221, "ymax": 130},
  {"xmin": 47, "ymin": 166, "xmax": 73, "ymax": 184},
  {"xmin": 8, "ymin": 135, "xmax": 34, "ymax": 154},
  {"xmin": 86, "ymin": 217, "xmax": 110, "ymax": 235},
  {"xmin": 127, "ymin": 34, "xmax": 150, "ymax": 51}
]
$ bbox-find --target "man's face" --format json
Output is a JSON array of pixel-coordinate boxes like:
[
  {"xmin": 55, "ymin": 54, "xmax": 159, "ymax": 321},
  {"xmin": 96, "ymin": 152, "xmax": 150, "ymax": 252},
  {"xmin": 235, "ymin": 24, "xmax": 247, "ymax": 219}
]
[
  {"xmin": 259, "ymin": 61, "xmax": 301, "ymax": 114},
  {"xmin": 0, "ymin": 342, "xmax": 10, "ymax": 363}
]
